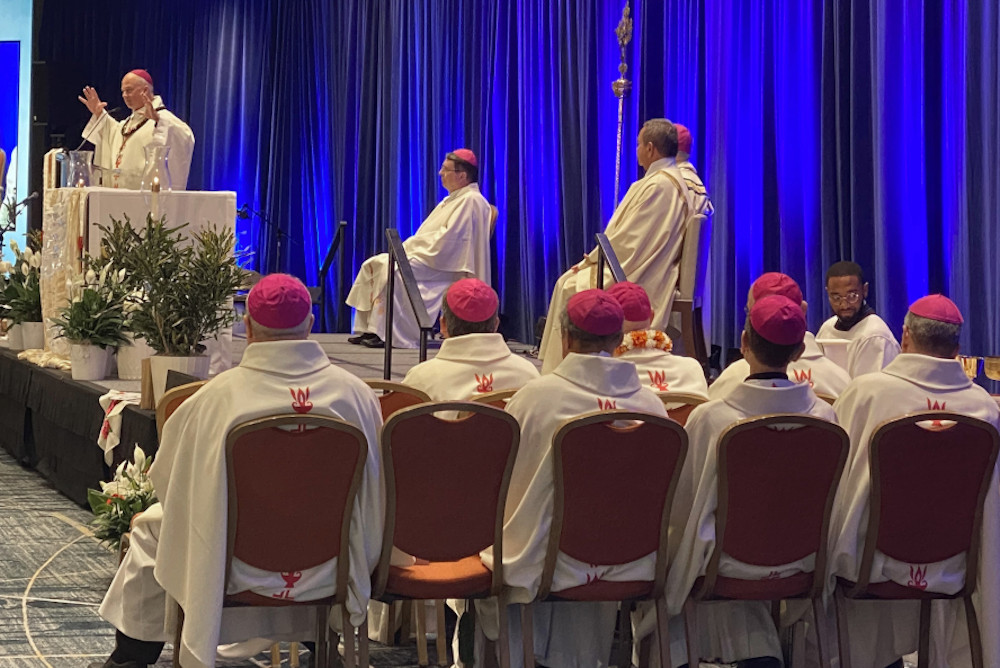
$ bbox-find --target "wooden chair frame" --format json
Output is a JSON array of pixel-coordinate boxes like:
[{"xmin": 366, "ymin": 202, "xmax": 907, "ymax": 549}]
[
  {"xmin": 687, "ymin": 414, "xmax": 849, "ymax": 668},
  {"xmin": 155, "ymin": 380, "xmax": 207, "ymax": 439},
  {"xmin": 835, "ymin": 412, "xmax": 999, "ymax": 668},
  {"xmin": 469, "ymin": 388, "xmax": 519, "ymax": 408}
]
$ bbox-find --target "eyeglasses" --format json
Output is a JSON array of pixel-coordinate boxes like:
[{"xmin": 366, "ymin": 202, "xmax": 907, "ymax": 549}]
[{"xmin": 827, "ymin": 291, "xmax": 862, "ymax": 305}]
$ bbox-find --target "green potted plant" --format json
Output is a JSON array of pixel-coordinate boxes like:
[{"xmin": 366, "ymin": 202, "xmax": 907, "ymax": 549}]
[
  {"xmin": 123, "ymin": 214, "xmax": 245, "ymax": 401},
  {"xmin": 51, "ymin": 260, "xmax": 130, "ymax": 380},
  {"xmin": 5, "ymin": 235, "xmax": 43, "ymax": 350}
]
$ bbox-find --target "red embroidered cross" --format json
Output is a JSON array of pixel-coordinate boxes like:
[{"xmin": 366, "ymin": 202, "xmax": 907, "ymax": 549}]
[
  {"xmin": 647, "ymin": 370, "xmax": 669, "ymax": 392},
  {"xmin": 474, "ymin": 373, "xmax": 494, "ymax": 393}
]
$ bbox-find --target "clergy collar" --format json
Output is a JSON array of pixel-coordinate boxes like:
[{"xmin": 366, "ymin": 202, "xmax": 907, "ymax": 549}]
[
  {"xmin": 435, "ymin": 333, "xmax": 511, "ymax": 363},
  {"xmin": 644, "ymin": 156, "xmax": 676, "ymax": 176},
  {"xmin": 239, "ymin": 339, "xmax": 331, "ymax": 376},
  {"xmin": 553, "ymin": 352, "xmax": 641, "ymax": 395},
  {"xmin": 880, "ymin": 353, "xmax": 973, "ymax": 391},
  {"xmin": 723, "ymin": 378, "xmax": 819, "ymax": 415},
  {"xmin": 745, "ymin": 371, "xmax": 788, "ymax": 381},
  {"xmin": 833, "ymin": 302, "xmax": 876, "ymax": 331}
]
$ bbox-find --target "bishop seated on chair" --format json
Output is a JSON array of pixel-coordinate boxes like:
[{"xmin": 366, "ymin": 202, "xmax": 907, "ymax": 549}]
[
  {"xmin": 346, "ymin": 149, "xmax": 493, "ymax": 349},
  {"xmin": 91, "ymin": 274, "xmax": 385, "ymax": 668}
]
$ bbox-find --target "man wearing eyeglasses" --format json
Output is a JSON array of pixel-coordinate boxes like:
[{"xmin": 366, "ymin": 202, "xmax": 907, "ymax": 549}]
[
  {"xmin": 816, "ymin": 261, "xmax": 900, "ymax": 377},
  {"xmin": 346, "ymin": 148, "xmax": 493, "ymax": 349}
]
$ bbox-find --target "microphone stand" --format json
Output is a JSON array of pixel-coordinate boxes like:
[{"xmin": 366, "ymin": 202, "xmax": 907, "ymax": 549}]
[
  {"xmin": 1, "ymin": 189, "xmax": 40, "ymax": 251},
  {"xmin": 237, "ymin": 204, "xmax": 296, "ymax": 274}
]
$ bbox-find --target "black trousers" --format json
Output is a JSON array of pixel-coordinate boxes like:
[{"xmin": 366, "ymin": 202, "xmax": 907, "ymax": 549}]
[{"xmin": 110, "ymin": 630, "xmax": 164, "ymax": 665}]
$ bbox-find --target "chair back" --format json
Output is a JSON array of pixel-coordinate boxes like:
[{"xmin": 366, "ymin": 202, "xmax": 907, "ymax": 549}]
[
  {"xmin": 469, "ymin": 388, "xmax": 519, "ymax": 409},
  {"xmin": 816, "ymin": 392, "xmax": 837, "ymax": 406},
  {"xmin": 364, "ymin": 379, "xmax": 431, "ymax": 421},
  {"xmin": 375, "ymin": 402, "xmax": 520, "ymax": 596},
  {"xmin": 224, "ymin": 414, "xmax": 368, "ymax": 603},
  {"xmin": 489, "ymin": 205, "xmax": 499, "ymax": 237},
  {"xmin": 540, "ymin": 410, "xmax": 688, "ymax": 599},
  {"xmin": 155, "ymin": 380, "xmax": 208, "ymax": 439},
  {"xmin": 856, "ymin": 412, "xmax": 1000, "ymax": 595},
  {"xmin": 656, "ymin": 391, "xmax": 708, "ymax": 426},
  {"xmin": 676, "ymin": 214, "xmax": 710, "ymax": 302},
  {"xmin": 703, "ymin": 415, "xmax": 848, "ymax": 598}
]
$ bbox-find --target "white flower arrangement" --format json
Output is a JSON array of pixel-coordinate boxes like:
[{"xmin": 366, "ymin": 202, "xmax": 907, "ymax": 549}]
[{"xmin": 87, "ymin": 446, "xmax": 157, "ymax": 550}]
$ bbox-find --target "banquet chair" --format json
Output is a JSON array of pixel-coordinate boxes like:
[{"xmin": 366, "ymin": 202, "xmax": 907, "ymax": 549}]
[
  {"xmin": 670, "ymin": 213, "xmax": 711, "ymax": 366},
  {"xmin": 469, "ymin": 388, "xmax": 519, "ymax": 409},
  {"xmin": 682, "ymin": 415, "xmax": 849, "ymax": 668},
  {"xmin": 155, "ymin": 380, "xmax": 207, "ymax": 440},
  {"xmin": 489, "ymin": 205, "xmax": 499, "ymax": 237},
  {"xmin": 517, "ymin": 410, "xmax": 688, "ymax": 668},
  {"xmin": 173, "ymin": 414, "xmax": 370, "ymax": 668},
  {"xmin": 834, "ymin": 413, "xmax": 999, "ymax": 668},
  {"xmin": 363, "ymin": 379, "xmax": 431, "ymax": 421},
  {"xmin": 374, "ymin": 402, "xmax": 520, "ymax": 668},
  {"xmin": 655, "ymin": 390, "xmax": 707, "ymax": 426}
]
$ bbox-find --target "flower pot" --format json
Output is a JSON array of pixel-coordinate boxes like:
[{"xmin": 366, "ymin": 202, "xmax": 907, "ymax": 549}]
[
  {"xmin": 21, "ymin": 321, "xmax": 45, "ymax": 350},
  {"xmin": 149, "ymin": 354, "xmax": 210, "ymax": 406},
  {"xmin": 7, "ymin": 323, "xmax": 24, "ymax": 351},
  {"xmin": 117, "ymin": 335, "xmax": 156, "ymax": 381},
  {"xmin": 70, "ymin": 343, "xmax": 111, "ymax": 381}
]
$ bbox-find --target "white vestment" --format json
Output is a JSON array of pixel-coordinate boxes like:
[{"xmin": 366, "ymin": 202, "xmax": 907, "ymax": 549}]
[
  {"xmin": 538, "ymin": 157, "xmax": 693, "ymax": 373},
  {"xmin": 817, "ymin": 312, "xmax": 900, "ymax": 378},
  {"xmin": 676, "ymin": 159, "xmax": 714, "ymax": 216},
  {"xmin": 830, "ymin": 354, "xmax": 1000, "ymax": 668},
  {"xmin": 402, "ymin": 333, "xmax": 539, "ymax": 401},
  {"xmin": 346, "ymin": 183, "xmax": 492, "ymax": 348},
  {"xmin": 479, "ymin": 353, "xmax": 667, "ymax": 668},
  {"xmin": 614, "ymin": 339, "xmax": 709, "ymax": 398},
  {"xmin": 709, "ymin": 333, "xmax": 852, "ymax": 401},
  {"xmin": 643, "ymin": 380, "xmax": 836, "ymax": 667},
  {"xmin": 82, "ymin": 96, "xmax": 196, "ymax": 190},
  {"xmin": 99, "ymin": 340, "xmax": 385, "ymax": 668}
]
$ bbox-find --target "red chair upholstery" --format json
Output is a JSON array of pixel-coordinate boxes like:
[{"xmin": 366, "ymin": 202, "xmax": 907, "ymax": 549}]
[
  {"xmin": 520, "ymin": 410, "xmax": 687, "ymax": 668},
  {"xmin": 363, "ymin": 379, "xmax": 431, "ymax": 421},
  {"xmin": 835, "ymin": 412, "xmax": 1000, "ymax": 668},
  {"xmin": 374, "ymin": 401, "xmax": 521, "ymax": 668},
  {"xmin": 174, "ymin": 414, "xmax": 370, "ymax": 668},
  {"xmin": 684, "ymin": 415, "xmax": 849, "ymax": 668}
]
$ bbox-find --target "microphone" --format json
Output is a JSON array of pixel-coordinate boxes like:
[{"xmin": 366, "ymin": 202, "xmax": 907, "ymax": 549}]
[
  {"xmin": 18, "ymin": 192, "xmax": 39, "ymax": 206},
  {"xmin": 236, "ymin": 203, "xmax": 251, "ymax": 220},
  {"xmin": 75, "ymin": 106, "xmax": 124, "ymax": 151}
]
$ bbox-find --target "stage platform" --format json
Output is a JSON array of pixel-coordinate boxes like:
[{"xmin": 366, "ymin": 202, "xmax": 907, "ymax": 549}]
[{"xmin": 0, "ymin": 335, "xmax": 539, "ymax": 507}]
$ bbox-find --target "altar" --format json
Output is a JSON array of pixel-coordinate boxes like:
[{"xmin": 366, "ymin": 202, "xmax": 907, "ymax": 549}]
[{"xmin": 39, "ymin": 186, "xmax": 236, "ymax": 353}]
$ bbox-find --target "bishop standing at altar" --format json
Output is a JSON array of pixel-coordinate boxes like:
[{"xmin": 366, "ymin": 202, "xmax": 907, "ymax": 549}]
[
  {"xmin": 537, "ymin": 118, "xmax": 693, "ymax": 373},
  {"xmin": 78, "ymin": 69, "xmax": 195, "ymax": 190}
]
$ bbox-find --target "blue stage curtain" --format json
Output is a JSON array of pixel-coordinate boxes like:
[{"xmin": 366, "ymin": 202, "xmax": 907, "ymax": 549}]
[{"xmin": 37, "ymin": 0, "xmax": 1000, "ymax": 378}]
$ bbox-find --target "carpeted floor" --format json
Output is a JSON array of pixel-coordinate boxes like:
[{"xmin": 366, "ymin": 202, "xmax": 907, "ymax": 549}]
[{"xmin": 0, "ymin": 448, "xmax": 439, "ymax": 668}]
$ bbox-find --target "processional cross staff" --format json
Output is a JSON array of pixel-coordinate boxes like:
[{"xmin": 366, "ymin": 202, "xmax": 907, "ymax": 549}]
[{"xmin": 612, "ymin": 1, "xmax": 633, "ymax": 207}]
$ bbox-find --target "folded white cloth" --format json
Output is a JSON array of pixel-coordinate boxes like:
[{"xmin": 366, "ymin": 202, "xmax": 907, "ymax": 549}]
[{"xmin": 98, "ymin": 390, "xmax": 142, "ymax": 465}]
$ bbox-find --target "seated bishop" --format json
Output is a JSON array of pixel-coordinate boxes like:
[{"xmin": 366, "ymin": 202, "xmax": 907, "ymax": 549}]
[
  {"xmin": 477, "ymin": 289, "xmax": 667, "ymax": 668},
  {"xmin": 606, "ymin": 280, "xmax": 708, "ymax": 397},
  {"xmin": 710, "ymin": 272, "xmax": 851, "ymax": 401},
  {"xmin": 346, "ymin": 149, "xmax": 493, "ymax": 349},
  {"xmin": 829, "ymin": 295, "xmax": 1000, "ymax": 668},
  {"xmin": 91, "ymin": 274, "xmax": 384, "ymax": 668},
  {"xmin": 537, "ymin": 118, "xmax": 694, "ymax": 373},
  {"xmin": 402, "ymin": 278, "xmax": 539, "ymax": 400},
  {"xmin": 648, "ymin": 295, "xmax": 837, "ymax": 668}
]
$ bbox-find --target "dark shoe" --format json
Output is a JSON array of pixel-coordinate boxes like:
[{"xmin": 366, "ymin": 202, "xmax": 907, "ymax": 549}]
[
  {"xmin": 88, "ymin": 661, "xmax": 147, "ymax": 668},
  {"xmin": 347, "ymin": 333, "xmax": 377, "ymax": 345},
  {"xmin": 361, "ymin": 335, "xmax": 385, "ymax": 348}
]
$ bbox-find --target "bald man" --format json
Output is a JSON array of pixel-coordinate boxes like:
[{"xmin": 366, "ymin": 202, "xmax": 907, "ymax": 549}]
[{"xmin": 78, "ymin": 69, "xmax": 195, "ymax": 189}]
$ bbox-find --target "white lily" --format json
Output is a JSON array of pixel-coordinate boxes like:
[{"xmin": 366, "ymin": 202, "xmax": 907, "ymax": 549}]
[
  {"xmin": 29, "ymin": 254, "xmax": 40, "ymax": 269},
  {"xmin": 0, "ymin": 261, "xmax": 10, "ymax": 273},
  {"xmin": 23, "ymin": 247, "xmax": 33, "ymax": 261},
  {"xmin": 118, "ymin": 268, "xmax": 127, "ymax": 282},
  {"xmin": 85, "ymin": 269, "xmax": 97, "ymax": 285},
  {"xmin": 21, "ymin": 264, "xmax": 29, "ymax": 276},
  {"xmin": 99, "ymin": 263, "xmax": 110, "ymax": 286},
  {"xmin": 9, "ymin": 239, "xmax": 19, "ymax": 253}
]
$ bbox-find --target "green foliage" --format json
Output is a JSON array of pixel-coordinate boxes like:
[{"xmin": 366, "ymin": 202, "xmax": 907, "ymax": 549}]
[
  {"xmin": 52, "ymin": 286, "xmax": 129, "ymax": 349},
  {"xmin": 111, "ymin": 214, "xmax": 246, "ymax": 356},
  {"xmin": 3, "ymin": 233, "xmax": 43, "ymax": 324},
  {"xmin": 87, "ymin": 447, "xmax": 157, "ymax": 551}
]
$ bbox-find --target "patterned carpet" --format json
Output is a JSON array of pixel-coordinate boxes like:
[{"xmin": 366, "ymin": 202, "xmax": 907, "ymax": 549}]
[{"xmin": 0, "ymin": 449, "xmax": 440, "ymax": 668}]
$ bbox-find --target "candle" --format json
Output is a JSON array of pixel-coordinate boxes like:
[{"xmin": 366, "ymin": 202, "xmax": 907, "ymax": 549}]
[
  {"xmin": 76, "ymin": 178, "xmax": 85, "ymax": 188},
  {"xmin": 151, "ymin": 176, "xmax": 160, "ymax": 218}
]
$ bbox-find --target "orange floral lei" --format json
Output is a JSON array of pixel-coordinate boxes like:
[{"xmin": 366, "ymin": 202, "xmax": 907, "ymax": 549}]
[{"xmin": 614, "ymin": 329, "xmax": 673, "ymax": 356}]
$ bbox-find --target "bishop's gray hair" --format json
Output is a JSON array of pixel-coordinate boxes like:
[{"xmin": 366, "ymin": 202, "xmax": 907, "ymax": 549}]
[
  {"xmin": 904, "ymin": 311, "xmax": 961, "ymax": 357},
  {"xmin": 641, "ymin": 119, "xmax": 679, "ymax": 158}
]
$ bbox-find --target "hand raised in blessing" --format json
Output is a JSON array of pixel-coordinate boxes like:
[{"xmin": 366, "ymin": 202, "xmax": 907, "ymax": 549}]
[
  {"xmin": 77, "ymin": 86, "xmax": 107, "ymax": 117},
  {"xmin": 141, "ymin": 90, "xmax": 159, "ymax": 122}
]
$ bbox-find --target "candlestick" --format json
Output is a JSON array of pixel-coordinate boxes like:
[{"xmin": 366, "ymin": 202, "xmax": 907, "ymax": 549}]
[{"xmin": 151, "ymin": 176, "xmax": 160, "ymax": 219}]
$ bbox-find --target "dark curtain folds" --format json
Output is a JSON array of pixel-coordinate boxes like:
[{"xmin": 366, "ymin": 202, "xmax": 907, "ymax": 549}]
[{"xmin": 36, "ymin": 0, "xmax": 1000, "ymax": 386}]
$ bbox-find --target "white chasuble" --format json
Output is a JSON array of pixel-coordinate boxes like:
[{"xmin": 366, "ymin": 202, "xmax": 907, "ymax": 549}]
[
  {"xmin": 538, "ymin": 157, "xmax": 693, "ymax": 373},
  {"xmin": 614, "ymin": 333, "xmax": 709, "ymax": 398},
  {"xmin": 346, "ymin": 182, "xmax": 493, "ymax": 348},
  {"xmin": 709, "ymin": 332, "xmax": 851, "ymax": 401},
  {"xmin": 99, "ymin": 340, "xmax": 384, "ymax": 668},
  {"xmin": 82, "ymin": 96, "xmax": 196, "ymax": 190},
  {"xmin": 830, "ymin": 354, "xmax": 1000, "ymax": 668}
]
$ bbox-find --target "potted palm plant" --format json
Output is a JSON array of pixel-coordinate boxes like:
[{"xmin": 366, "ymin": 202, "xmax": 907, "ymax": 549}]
[
  {"xmin": 123, "ymin": 214, "xmax": 245, "ymax": 402},
  {"xmin": 51, "ymin": 261, "xmax": 130, "ymax": 380}
]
